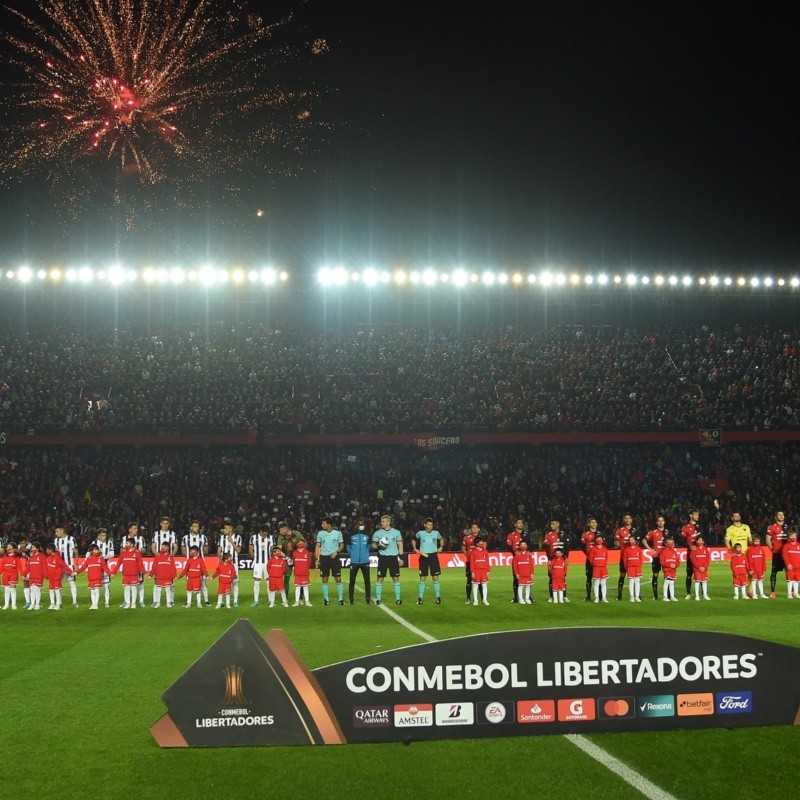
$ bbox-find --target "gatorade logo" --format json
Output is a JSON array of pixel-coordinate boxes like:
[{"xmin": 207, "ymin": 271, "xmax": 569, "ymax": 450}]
[{"xmin": 557, "ymin": 698, "xmax": 596, "ymax": 722}]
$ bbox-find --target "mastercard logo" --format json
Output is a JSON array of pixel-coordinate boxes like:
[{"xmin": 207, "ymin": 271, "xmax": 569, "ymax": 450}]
[
  {"xmin": 603, "ymin": 699, "xmax": 630, "ymax": 717},
  {"xmin": 598, "ymin": 696, "xmax": 636, "ymax": 720}
]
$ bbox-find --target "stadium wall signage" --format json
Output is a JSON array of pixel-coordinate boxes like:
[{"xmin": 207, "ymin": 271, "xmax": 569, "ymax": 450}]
[{"xmin": 151, "ymin": 620, "xmax": 800, "ymax": 747}]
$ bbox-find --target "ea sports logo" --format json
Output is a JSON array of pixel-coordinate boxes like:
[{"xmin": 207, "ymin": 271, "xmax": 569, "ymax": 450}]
[{"xmin": 484, "ymin": 703, "xmax": 507, "ymax": 723}]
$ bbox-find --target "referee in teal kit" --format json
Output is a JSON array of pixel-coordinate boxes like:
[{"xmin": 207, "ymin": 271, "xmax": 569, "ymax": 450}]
[
  {"xmin": 315, "ymin": 517, "xmax": 344, "ymax": 606},
  {"xmin": 412, "ymin": 517, "xmax": 444, "ymax": 605},
  {"xmin": 372, "ymin": 514, "xmax": 404, "ymax": 605}
]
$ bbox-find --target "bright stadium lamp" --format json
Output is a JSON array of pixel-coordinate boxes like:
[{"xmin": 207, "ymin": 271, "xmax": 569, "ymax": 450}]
[
  {"xmin": 423, "ymin": 269, "xmax": 437, "ymax": 286},
  {"xmin": 18, "ymin": 266, "xmax": 33, "ymax": 283},
  {"xmin": 791, "ymin": 277, "xmax": 800, "ymax": 287},
  {"xmin": 482, "ymin": 271, "xmax": 496, "ymax": 285},
  {"xmin": 597, "ymin": 273, "xmax": 609, "ymax": 285},
  {"xmin": 682, "ymin": 276, "xmax": 692, "ymax": 286},
  {"xmin": 625, "ymin": 274, "xmax": 637, "ymax": 286},
  {"xmin": 394, "ymin": 269, "xmax": 408, "ymax": 285},
  {"xmin": 452, "ymin": 269, "xmax": 468, "ymax": 287}
]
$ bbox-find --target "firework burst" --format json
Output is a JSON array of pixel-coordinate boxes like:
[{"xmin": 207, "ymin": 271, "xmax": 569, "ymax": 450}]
[{"xmin": 1, "ymin": 0, "xmax": 328, "ymax": 199}]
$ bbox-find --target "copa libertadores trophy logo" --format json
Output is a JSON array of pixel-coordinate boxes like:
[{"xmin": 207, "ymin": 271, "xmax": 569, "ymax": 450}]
[{"xmin": 223, "ymin": 666, "xmax": 247, "ymax": 707}]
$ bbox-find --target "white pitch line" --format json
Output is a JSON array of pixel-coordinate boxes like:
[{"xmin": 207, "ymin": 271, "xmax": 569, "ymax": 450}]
[
  {"xmin": 372, "ymin": 593, "xmax": 679, "ymax": 800},
  {"xmin": 564, "ymin": 734, "xmax": 679, "ymax": 800}
]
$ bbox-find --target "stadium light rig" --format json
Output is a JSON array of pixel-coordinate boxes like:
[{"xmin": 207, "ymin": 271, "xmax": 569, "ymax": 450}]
[{"xmin": 1, "ymin": 265, "xmax": 290, "ymax": 289}]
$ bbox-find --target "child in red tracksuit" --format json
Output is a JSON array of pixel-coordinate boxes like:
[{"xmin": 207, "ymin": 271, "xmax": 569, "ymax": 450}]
[
  {"xmin": 746, "ymin": 535, "xmax": 769, "ymax": 599},
  {"xmin": 548, "ymin": 547, "xmax": 568, "ymax": 604},
  {"xmin": 149, "ymin": 544, "xmax": 177, "ymax": 608},
  {"xmin": 588, "ymin": 535, "xmax": 609, "ymax": 603},
  {"xmin": 23, "ymin": 543, "xmax": 48, "ymax": 611},
  {"xmin": 689, "ymin": 535, "xmax": 711, "ymax": 601},
  {"xmin": 179, "ymin": 546, "xmax": 208, "ymax": 608},
  {"xmin": 512, "ymin": 543, "xmax": 535, "ymax": 604},
  {"xmin": 291, "ymin": 540, "xmax": 313, "ymax": 606},
  {"xmin": 44, "ymin": 546, "xmax": 73, "ymax": 610},
  {"xmin": 212, "ymin": 552, "xmax": 237, "ymax": 608},
  {"xmin": 658, "ymin": 538, "xmax": 681, "ymax": 602},
  {"xmin": 782, "ymin": 530, "xmax": 800, "ymax": 599},
  {"xmin": 622, "ymin": 538, "xmax": 644, "ymax": 603},
  {"xmin": 1, "ymin": 544, "xmax": 23, "ymax": 610},
  {"xmin": 730, "ymin": 543, "xmax": 749, "ymax": 599},
  {"xmin": 469, "ymin": 540, "xmax": 490, "ymax": 606},
  {"xmin": 266, "ymin": 547, "xmax": 289, "ymax": 608},
  {"xmin": 113, "ymin": 538, "xmax": 146, "ymax": 609},
  {"xmin": 76, "ymin": 545, "xmax": 113, "ymax": 609}
]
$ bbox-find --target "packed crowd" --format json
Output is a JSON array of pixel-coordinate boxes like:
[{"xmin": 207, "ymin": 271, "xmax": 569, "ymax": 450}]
[
  {"xmin": 1, "ymin": 323, "xmax": 799, "ymax": 434},
  {"xmin": 2, "ymin": 442, "xmax": 799, "ymax": 551}
]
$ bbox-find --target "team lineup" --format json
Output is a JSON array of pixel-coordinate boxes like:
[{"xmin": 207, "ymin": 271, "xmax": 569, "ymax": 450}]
[{"xmin": 2, "ymin": 510, "xmax": 799, "ymax": 612}]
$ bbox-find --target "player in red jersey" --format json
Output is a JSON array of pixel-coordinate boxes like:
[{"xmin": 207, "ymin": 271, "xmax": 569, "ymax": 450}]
[
  {"xmin": 149, "ymin": 542, "xmax": 177, "ymax": 608},
  {"xmin": 681, "ymin": 508, "xmax": 700, "ymax": 599},
  {"xmin": 291, "ymin": 539, "xmax": 313, "ymax": 606},
  {"xmin": 462, "ymin": 522, "xmax": 482, "ymax": 604},
  {"xmin": 614, "ymin": 514, "xmax": 637, "ymax": 601},
  {"xmin": 766, "ymin": 510, "xmax": 788, "ymax": 598},
  {"xmin": 512, "ymin": 542, "xmax": 535, "ymax": 604},
  {"xmin": 1, "ymin": 544, "xmax": 23, "ymax": 610},
  {"xmin": 782, "ymin": 529, "xmax": 800, "ymax": 598},
  {"xmin": 581, "ymin": 518, "xmax": 600, "ymax": 601},
  {"xmin": 588, "ymin": 534, "xmax": 609, "ymax": 603},
  {"xmin": 645, "ymin": 515, "xmax": 668, "ymax": 600},
  {"xmin": 621, "ymin": 536, "xmax": 644, "ymax": 602},
  {"xmin": 212, "ymin": 552, "xmax": 237, "ymax": 608},
  {"xmin": 689, "ymin": 534, "xmax": 711, "ymax": 601},
  {"xmin": 178, "ymin": 545, "xmax": 208, "ymax": 608},
  {"xmin": 507, "ymin": 517, "xmax": 528, "ymax": 603},
  {"xmin": 745, "ymin": 534, "xmax": 769, "ymax": 599},
  {"xmin": 44, "ymin": 545, "xmax": 73, "ymax": 610},
  {"xmin": 730, "ymin": 543, "xmax": 750, "ymax": 599},
  {"xmin": 469, "ymin": 539, "xmax": 490, "ymax": 606},
  {"xmin": 658, "ymin": 537, "xmax": 681, "ymax": 602},
  {"xmin": 548, "ymin": 546, "xmax": 568, "ymax": 603},
  {"xmin": 266, "ymin": 546, "xmax": 289, "ymax": 608},
  {"xmin": 23, "ymin": 543, "xmax": 47, "ymax": 611},
  {"xmin": 75, "ymin": 545, "xmax": 113, "ymax": 609},
  {"xmin": 112, "ymin": 537, "xmax": 147, "ymax": 609}
]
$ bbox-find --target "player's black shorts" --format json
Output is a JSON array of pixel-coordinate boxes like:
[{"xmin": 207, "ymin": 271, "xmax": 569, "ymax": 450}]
[
  {"xmin": 651, "ymin": 558, "xmax": 661, "ymax": 573},
  {"xmin": 771, "ymin": 552, "xmax": 785, "ymax": 571},
  {"xmin": 418, "ymin": 553, "xmax": 441, "ymax": 577},
  {"xmin": 320, "ymin": 554, "xmax": 342, "ymax": 578},
  {"xmin": 377, "ymin": 554, "xmax": 401, "ymax": 579}
]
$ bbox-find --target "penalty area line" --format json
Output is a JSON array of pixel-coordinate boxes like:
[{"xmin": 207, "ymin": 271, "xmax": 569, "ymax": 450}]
[{"xmin": 369, "ymin": 589, "xmax": 679, "ymax": 800}]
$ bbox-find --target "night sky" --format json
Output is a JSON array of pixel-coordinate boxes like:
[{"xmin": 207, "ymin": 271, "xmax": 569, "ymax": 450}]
[{"xmin": 1, "ymin": 0, "xmax": 799, "ymax": 270}]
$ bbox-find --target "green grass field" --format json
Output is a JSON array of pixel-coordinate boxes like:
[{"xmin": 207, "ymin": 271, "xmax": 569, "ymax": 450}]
[{"xmin": 2, "ymin": 563, "xmax": 798, "ymax": 800}]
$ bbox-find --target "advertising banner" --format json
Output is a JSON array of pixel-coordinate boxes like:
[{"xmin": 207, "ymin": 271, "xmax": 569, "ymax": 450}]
[{"xmin": 152, "ymin": 620, "xmax": 800, "ymax": 747}]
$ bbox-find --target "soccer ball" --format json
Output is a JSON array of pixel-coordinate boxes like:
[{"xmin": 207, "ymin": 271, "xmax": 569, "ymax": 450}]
[{"xmin": 378, "ymin": 536, "xmax": 390, "ymax": 550}]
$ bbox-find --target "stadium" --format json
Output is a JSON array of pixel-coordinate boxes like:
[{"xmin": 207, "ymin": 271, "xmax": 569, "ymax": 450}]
[{"xmin": 2, "ymin": 2, "xmax": 800, "ymax": 799}]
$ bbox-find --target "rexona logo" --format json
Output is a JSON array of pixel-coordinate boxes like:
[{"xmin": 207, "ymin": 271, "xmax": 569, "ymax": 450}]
[
  {"xmin": 477, "ymin": 701, "xmax": 514, "ymax": 724},
  {"xmin": 636, "ymin": 695, "xmax": 675, "ymax": 718},
  {"xmin": 715, "ymin": 691, "xmax": 753, "ymax": 715},
  {"xmin": 393, "ymin": 704, "xmax": 433, "ymax": 727},
  {"xmin": 435, "ymin": 702, "xmax": 475, "ymax": 726},
  {"xmin": 598, "ymin": 697, "xmax": 636, "ymax": 719},
  {"xmin": 353, "ymin": 706, "xmax": 391, "ymax": 728},
  {"xmin": 557, "ymin": 698, "xmax": 596, "ymax": 722},
  {"xmin": 677, "ymin": 693, "xmax": 714, "ymax": 716},
  {"xmin": 517, "ymin": 700, "xmax": 556, "ymax": 723}
]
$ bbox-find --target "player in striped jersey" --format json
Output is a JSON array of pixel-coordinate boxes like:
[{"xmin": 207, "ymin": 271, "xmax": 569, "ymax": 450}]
[
  {"xmin": 217, "ymin": 519, "xmax": 242, "ymax": 607},
  {"xmin": 181, "ymin": 520, "xmax": 210, "ymax": 605},
  {"xmin": 122, "ymin": 523, "xmax": 147, "ymax": 608},
  {"xmin": 54, "ymin": 526, "xmax": 80, "ymax": 607},
  {"xmin": 88, "ymin": 528, "xmax": 114, "ymax": 608},
  {"xmin": 151, "ymin": 516, "xmax": 178, "ymax": 555},
  {"xmin": 249, "ymin": 524, "xmax": 273, "ymax": 607}
]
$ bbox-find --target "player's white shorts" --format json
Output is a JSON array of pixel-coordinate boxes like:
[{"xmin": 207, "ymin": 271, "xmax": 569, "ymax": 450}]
[{"xmin": 252, "ymin": 564, "xmax": 267, "ymax": 581}]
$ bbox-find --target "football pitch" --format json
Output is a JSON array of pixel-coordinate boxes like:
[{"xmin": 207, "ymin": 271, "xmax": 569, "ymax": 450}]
[{"xmin": 2, "ymin": 563, "xmax": 798, "ymax": 800}]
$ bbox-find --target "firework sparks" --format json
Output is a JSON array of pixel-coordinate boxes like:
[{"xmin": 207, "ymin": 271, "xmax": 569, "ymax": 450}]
[{"xmin": 1, "ymin": 0, "xmax": 327, "ymax": 190}]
